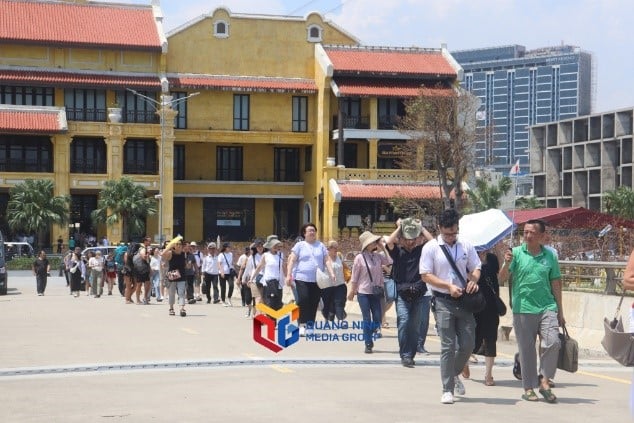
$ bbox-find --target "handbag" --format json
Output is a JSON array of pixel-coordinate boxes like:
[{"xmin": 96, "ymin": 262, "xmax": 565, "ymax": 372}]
[
  {"xmin": 439, "ymin": 245, "xmax": 486, "ymax": 314},
  {"xmin": 316, "ymin": 267, "xmax": 333, "ymax": 289},
  {"xmin": 384, "ymin": 278, "xmax": 397, "ymax": 303},
  {"xmin": 167, "ymin": 269, "xmax": 181, "ymax": 281},
  {"xmin": 484, "ymin": 278, "xmax": 507, "ymax": 316},
  {"xmin": 557, "ymin": 324, "xmax": 579, "ymax": 373},
  {"xmin": 70, "ymin": 263, "xmax": 79, "ymax": 274},
  {"xmin": 602, "ymin": 293, "xmax": 634, "ymax": 366}
]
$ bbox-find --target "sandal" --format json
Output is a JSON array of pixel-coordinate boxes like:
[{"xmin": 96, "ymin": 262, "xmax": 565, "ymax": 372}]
[
  {"xmin": 539, "ymin": 388, "xmax": 557, "ymax": 403},
  {"xmin": 484, "ymin": 377, "xmax": 495, "ymax": 386},
  {"xmin": 169, "ymin": 309, "xmax": 175, "ymax": 316},
  {"xmin": 521, "ymin": 390, "xmax": 539, "ymax": 402},
  {"xmin": 382, "ymin": 322, "xmax": 389, "ymax": 329}
]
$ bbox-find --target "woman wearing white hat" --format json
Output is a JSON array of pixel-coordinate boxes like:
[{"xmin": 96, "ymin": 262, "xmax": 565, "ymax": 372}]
[{"xmin": 348, "ymin": 231, "xmax": 392, "ymax": 353}]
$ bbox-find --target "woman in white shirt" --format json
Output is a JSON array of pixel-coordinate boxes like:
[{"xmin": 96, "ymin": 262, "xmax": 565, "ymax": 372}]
[
  {"xmin": 218, "ymin": 243, "xmax": 236, "ymax": 306},
  {"xmin": 150, "ymin": 247, "xmax": 162, "ymax": 302},
  {"xmin": 251, "ymin": 238, "xmax": 285, "ymax": 311}
]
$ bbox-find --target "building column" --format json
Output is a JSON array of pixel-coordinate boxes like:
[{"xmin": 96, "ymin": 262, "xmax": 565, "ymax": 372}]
[
  {"xmin": 105, "ymin": 123, "xmax": 124, "ymax": 242},
  {"xmin": 159, "ymin": 107, "xmax": 178, "ymax": 242},
  {"xmin": 368, "ymin": 138, "xmax": 379, "ymax": 169},
  {"xmin": 51, "ymin": 134, "xmax": 72, "ymax": 249}
]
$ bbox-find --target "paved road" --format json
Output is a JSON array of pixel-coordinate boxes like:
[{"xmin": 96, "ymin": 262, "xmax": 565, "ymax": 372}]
[{"xmin": 0, "ymin": 271, "xmax": 632, "ymax": 422}]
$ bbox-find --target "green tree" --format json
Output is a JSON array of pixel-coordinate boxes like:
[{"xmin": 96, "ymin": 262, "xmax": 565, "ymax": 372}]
[
  {"xmin": 466, "ymin": 175, "xmax": 513, "ymax": 212},
  {"xmin": 398, "ymin": 85, "xmax": 480, "ymax": 212},
  {"xmin": 604, "ymin": 186, "xmax": 634, "ymax": 219},
  {"xmin": 6, "ymin": 179, "xmax": 70, "ymax": 249},
  {"xmin": 515, "ymin": 196, "xmax": 544, "ymax": 210},
  {"xmin": 91, "ymin": 176, "xmax": 157, "ymax": 242}
]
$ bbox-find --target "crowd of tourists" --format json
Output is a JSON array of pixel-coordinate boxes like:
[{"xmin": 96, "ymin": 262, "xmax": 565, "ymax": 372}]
[{"xmin": 34, "ymin": 212, "xmax": 568, "ymax": 405}]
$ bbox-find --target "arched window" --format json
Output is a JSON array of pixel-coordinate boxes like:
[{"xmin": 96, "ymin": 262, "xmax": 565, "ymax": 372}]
[
  {"xmin": 214, "ymin": 20, "xmax": 229, "ymax": 38},
  {"xmin": 306, "ymin": 24, "xmax": 322, "ymax": 42}
]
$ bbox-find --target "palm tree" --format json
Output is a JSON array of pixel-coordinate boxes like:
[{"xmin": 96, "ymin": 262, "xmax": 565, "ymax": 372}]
[
  {"xmin": 6, "ymin": 179, "xmax": 70, "ymax": 249},
  {"xmin": 91, "ymin": 176, "xmax": 157, "ymax": 242},
  {"xmin": 466, "ymin": 176, "xmax": 513, "ymax": 212},
  {"xmin": 604, "ymin": 186, "xmax": 634, "ymax": 220},
  {"xmin": 515, "ymin": 196, "xmax": 544, "ymax": 210}
]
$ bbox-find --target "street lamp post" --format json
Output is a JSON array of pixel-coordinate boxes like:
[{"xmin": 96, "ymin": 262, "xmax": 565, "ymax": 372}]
[{"xmin": 126, "ymin": 89, "xmax": 199, "ymax": 243}]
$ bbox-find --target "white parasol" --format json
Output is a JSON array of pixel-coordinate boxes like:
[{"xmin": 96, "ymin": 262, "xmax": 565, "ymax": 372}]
[{"xmin": 459, "ymin": 209, "xmax": 515, "ymax": 251}]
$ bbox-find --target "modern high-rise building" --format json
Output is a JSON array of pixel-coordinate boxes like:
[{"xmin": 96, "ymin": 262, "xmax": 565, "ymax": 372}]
[{"xmin": 452, "ymin": 45, "xmax": 593, "ymax": 180}]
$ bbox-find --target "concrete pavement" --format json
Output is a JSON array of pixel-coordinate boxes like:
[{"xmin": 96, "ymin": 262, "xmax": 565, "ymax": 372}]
[{"xmin": 0, "ymin": 271, "xmax": 632, "ymax": 422}]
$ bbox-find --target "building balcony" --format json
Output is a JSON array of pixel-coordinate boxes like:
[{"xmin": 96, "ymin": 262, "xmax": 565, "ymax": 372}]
[
  {"xmin": 332, "ymin": 114, "xmax": 370, "ymax": 129},
  {"xmin": 332, "ymin": 167, "xmax": 437, "ymax": 182}
]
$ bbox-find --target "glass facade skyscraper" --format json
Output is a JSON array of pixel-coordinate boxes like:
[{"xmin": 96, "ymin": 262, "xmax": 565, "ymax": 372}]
[{"xmin": 452, "ymin": 45, "xmax": 593, "ymax": 175}]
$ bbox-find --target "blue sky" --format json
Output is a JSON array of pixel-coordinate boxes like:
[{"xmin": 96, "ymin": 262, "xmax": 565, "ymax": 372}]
[{"xmin": 139, "ymin": 0, "xmax": 633, "ymax": 112}]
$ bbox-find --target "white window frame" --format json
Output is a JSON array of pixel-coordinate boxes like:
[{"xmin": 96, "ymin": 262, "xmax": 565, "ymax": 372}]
[
  {"xmin": 214, "ymin": 20, "xmax": 229, "ymax": 38},
  {"xmin": 306, "ymin": 24, "xmax": 322, "ymax": 42}
]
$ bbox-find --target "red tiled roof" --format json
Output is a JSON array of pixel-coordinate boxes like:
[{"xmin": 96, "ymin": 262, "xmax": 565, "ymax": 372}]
[
  {"xmin": 0, "ymin": 0, "xmax": 162, "ymax": 51},
  {"xmin": 325, "ymin": 47, "xmax": 456, "ymax": 77},
  {"xmin": 507, "ymin": 207, "xmax": 634, "ymax": 229},
  {"xmin": 0, "ymin": 69, "xmax": 161, "ymax": 90},
  {"xmin": 168, "ymin": 74, "xmax": 317, "ymax": 93},
  {"xmin": 333, "ymin": 78, "xmax": 454, "ymax": 98},
  {"xmin": 0, "ymin": 106, "xmax": 66, "ymax": 134},
  {"xmin": 339, "ymin": 184, "xmax": 447, "ymax": 200}
]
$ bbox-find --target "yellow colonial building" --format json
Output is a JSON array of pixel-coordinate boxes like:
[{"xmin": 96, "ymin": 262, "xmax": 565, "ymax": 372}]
[{"xmin": 0, "ymin": 1, "xmax": 461, "ymax": 246}]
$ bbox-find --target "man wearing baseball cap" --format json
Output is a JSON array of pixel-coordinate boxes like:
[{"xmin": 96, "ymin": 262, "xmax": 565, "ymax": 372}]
[{"xmin": 384, "ymin": 217, "xmax": 433, "ymax": 368}]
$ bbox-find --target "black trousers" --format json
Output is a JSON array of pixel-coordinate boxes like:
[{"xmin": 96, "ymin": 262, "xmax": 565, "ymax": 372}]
[
  {"xmin": 295, "ymin": 280, "xmax": 321, "ymax": 324},
  {"xmin": 36, "ymin": 274, "xmax": 47, "ymax": 294},
  {"xmin": 117, "ymin": 270, "xmax": 125, "ymax": 296},
  {"xmin": 203, "ymin": 273, "xmax": 220, "ymax": 302},
  {"xmin": 320, "ymin": 284, "xmax": 347, "ymax": 321},
  {"xmin": 186, "ymin": 274, "xmax": 195, "ymax": 301},
  {"xmin": 219, "ymin": 275, "xmax": 234, "ymax": 302}
]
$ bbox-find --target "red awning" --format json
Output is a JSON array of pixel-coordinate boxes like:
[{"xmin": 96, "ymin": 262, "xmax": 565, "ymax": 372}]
[
  {"xmin": 339, "ymin": 184, "xmax": 447, "ymax": 200},
  {"xmin": 332, "ymin": 78, "xmax": 454, "ymax": 98},
  {"xmin": 506, "ymin": 207, "xmax": 634, "ymax": 229},
  {"xmin": 0, "ymin": 106, "xmax": 66, "ymax": 134},
  {"xmin": 169, "ymin": 74, "xmax": 317, "ymax": 93},
  {"xmin": 0, "ymin": 69, "xmax": 162, "ymax": 90}
]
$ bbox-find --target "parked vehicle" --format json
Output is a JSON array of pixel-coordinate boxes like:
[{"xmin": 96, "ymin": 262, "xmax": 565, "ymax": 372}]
[{"xmin": 5, "ymin": 242, "xmax": 34, "ymax": 261}]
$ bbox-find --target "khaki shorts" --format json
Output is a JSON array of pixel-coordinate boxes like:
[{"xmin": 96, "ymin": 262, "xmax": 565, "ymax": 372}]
[{"xmin": 249, "ymin": 282, "xmax": 263, "ymax": 299}]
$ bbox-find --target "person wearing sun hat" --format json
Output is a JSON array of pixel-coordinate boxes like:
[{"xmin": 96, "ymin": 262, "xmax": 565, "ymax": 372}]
[
  {"xmin": 347, "ymin": 231, "xmax": 392, "ymax": 354},
  {"xmin": 385, "ymin": 217, "xmax": 434, "ymax": 368}
]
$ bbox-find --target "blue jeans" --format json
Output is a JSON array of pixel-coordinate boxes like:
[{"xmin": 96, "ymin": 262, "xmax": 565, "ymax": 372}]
[
  {"xmin": 418, "ymin": 295, "xmax": 432, "ymax": 348},
  {"xmin": 152, "ymin": 271, "xmax": 162, "ymax": 300},
  {"xmin": 357, "ymin": 293, "xmax": 382, "ymax": 348},
  {"xmin": 396, "ymin": 294, "xmax": 424, "ymax": 359},
  {"xmin": 435, "ymin": 297, "xmax": 476, "ymax": 393}
]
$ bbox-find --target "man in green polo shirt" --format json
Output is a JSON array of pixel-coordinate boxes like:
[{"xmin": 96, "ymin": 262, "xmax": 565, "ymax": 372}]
[{"xmin": 499, "ymin": 219, "xmax": 565, "ymax": 403}]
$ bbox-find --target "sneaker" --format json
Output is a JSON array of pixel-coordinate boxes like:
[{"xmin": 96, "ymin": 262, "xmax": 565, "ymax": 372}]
[
  {"xmin": 196, "ymin": 296, "xmax": 202, "ymax": 301},
  {"xmin": 223, "ymin": 301, "xmax": 230, "ymax": 307},
  {"xmin": 227, "ymin": 300, "xmax": 232, "ymax": 307},
  {"xmin": 244, "ymin": 311, "xmax": 251, "ymax": 318},
  {"xmin": 364, "ymin": 345, "xmax": 373, "ymax": 354},
  {"xmin": 441, "ymin": 392, "xmax": 454, "ymax": 404},
  {"xmin": 37, "ymin": 293, "xmax": 43, "ymax": 296},
  {"xmin": 299, "ymin": 326, "xmax": 306, "ymax": 337},
  {"xmin": 454, "ymin": 376, "xmax": 466, "ymax": 395},
  {"xmin": 305, "ymin": 328, "xmax": 314, "ymax": 336},
  {"xmin": 188, "ymin": 299, "xmax": 196, "ymax": 304},
  {"xmin": 401, "ymin": 357, "xmax": 415, "ymax": 368},
  {"xmin": 213, "ymin": 299, "xmax": 221, "ymax": 304}
]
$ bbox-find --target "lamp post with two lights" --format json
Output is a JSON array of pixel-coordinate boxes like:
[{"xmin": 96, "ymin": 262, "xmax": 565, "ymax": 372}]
[{"xmin": 126, "ymin": 89, "xmax": 199, "ymax": 243}]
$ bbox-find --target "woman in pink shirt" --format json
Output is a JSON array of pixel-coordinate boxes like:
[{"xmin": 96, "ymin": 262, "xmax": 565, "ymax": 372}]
[{"xmin": 348, "ymin": 231, "xmax": 392, "ymax": 354}]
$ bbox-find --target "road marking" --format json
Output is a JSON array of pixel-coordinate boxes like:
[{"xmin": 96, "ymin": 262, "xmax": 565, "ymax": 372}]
[
  {"xmin": 577, "ymin": 370, "xmax": 631, "ymax": 384},
  {"xmin": 269, "ymin": 364, "xmax": 294, "ymax": 373},
  {"xmin": 181, "ymin": 328, "xmax": 199, "ymax": 335}
]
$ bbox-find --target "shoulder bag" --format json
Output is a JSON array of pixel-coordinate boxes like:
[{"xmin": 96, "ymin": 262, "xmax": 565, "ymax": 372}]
[
  {"xmin": 484, "ymin": 277, "xmax": 507, "ymax": 316},
  {"xmin": 362, "ymin": 253, "xmax": 384, "ymax": 297},
  {"xmin": 223, "ymin": 254, "xmax": 236, "ymax": 278},
  {"xmin": 602, "ymin": 293, "xmax": 634, "ymax": 366},
  {"xmin": 440, "ymin": 244, "xmax": 485, "ymax": 314}
]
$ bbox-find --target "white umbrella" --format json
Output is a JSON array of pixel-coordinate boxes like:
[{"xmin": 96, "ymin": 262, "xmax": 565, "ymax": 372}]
[{"xmin": 459, "ymin": 209, "xmax": 515, "ymax": 251}]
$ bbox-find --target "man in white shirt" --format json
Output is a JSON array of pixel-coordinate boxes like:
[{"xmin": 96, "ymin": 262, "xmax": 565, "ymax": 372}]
[{"xmin": 420, "ymin": 209, "xmax": 481, "ymax": 405}]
